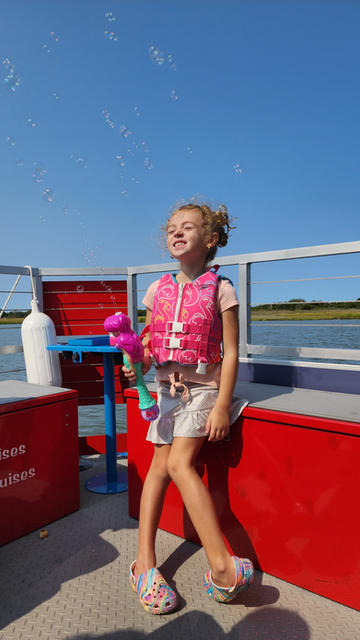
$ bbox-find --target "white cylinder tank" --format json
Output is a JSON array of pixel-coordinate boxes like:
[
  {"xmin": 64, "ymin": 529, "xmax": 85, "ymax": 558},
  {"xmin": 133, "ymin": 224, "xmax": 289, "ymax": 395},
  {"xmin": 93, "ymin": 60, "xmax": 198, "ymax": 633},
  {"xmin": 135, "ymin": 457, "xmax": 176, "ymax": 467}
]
[{"xmin": 21, "ymin": 299, "xmax": 62, "ymax": 387}]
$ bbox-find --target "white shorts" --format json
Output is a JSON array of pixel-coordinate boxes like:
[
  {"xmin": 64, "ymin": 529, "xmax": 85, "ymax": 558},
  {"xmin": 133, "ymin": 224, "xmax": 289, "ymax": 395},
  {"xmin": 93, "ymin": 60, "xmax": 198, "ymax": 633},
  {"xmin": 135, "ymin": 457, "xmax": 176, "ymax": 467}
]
[{"xmin": 146, "ymin": 383, "xmax": 248, "ymax": 445}]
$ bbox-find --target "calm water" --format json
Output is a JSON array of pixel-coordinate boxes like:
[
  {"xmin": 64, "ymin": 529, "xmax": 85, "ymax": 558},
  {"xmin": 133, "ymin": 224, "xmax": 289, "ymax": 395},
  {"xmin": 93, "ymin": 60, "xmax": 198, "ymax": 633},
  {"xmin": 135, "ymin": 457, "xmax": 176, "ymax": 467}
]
[{"xmin": 1, "ymin": 321, "xmax": 359, "ymax": 435}]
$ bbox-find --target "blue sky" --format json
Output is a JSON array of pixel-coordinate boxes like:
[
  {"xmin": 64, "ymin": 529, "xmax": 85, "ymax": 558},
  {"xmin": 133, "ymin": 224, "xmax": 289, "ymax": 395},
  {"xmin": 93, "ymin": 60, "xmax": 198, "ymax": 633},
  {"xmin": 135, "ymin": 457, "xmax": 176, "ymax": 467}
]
[{"xmin": 1, "ymin": 0, "xmax": 360, "ymax": 306}]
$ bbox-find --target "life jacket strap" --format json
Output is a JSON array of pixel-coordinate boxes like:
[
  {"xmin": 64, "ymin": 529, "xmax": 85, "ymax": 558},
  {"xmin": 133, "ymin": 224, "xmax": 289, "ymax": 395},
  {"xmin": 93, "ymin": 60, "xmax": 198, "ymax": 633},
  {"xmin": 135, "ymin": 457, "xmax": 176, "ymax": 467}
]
[
  {"xmin": 152, "ymin": 335, "xmax": 212, "ymax": 350},
  {"xmin": 151, "ymin": 319, "xmax": 211, "ymax": 336}
]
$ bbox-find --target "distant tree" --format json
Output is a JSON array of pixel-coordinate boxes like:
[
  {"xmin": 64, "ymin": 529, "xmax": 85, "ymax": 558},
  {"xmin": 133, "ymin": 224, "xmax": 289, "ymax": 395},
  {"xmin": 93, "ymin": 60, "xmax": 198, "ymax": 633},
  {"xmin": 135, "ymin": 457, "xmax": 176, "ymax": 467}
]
[{"xmin": 288, "ymin": 298, "xmax": 305, "ymax": 303}]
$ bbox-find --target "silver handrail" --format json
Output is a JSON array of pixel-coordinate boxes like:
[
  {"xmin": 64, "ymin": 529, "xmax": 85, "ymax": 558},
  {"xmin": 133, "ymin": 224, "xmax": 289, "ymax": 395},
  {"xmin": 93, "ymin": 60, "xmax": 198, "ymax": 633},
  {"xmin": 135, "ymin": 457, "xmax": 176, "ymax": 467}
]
[{"xmin": 1, "ymin": 238, "xmax": 360, "ymax": 365}]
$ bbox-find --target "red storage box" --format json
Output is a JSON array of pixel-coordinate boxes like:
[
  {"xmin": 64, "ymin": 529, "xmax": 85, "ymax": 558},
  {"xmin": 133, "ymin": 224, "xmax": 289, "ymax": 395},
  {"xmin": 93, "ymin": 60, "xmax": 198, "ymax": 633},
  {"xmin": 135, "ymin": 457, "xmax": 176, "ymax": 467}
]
[{"xmin": 0, "ymin": 380, "xmax": 79, "ymax": 546}]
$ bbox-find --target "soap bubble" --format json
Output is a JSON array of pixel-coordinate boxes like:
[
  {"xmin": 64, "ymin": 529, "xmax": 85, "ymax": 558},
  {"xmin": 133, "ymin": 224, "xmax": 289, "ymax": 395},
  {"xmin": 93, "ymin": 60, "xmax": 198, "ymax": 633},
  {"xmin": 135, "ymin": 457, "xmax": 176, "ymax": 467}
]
[
  {"xmin": 116, "ymin": 154, "xmax": 126, "ymax": 166},
  {"xmin": 32, "ymin": 164, "xmax": 46, "ymax": 183},
  {"xmin": 121, "ymin": 189, "xmax": 128, "ymax": 197},
  {"xmin": 2, "ymin": 58, "xmax": 21, "ymax": 92},
  {"xmin": 76, "ymin": 285, "xmax": 84, "ymax": 293},
  {"xmin": 149, "ymin": 47, "xmax": 176, "ymax": 70},
  {"xmin": 170, "ymin": 90, "xmax": 178, "ymax": 101},
  {"xmin": 167, "ymin": 54, "xmax": 176, "ymax": 71},
  {"xmin": 144, "ymin": 157, "xmax": 153, "ymax": 170},
  {"xmin": 102, "ymin": 108, "xmax": 115, "ymax": 128},
  {"xmin": 32, "ymin": 162, "xmax": 46, "ymax": 183},
  {"xmin": 43, "ymin": 32, "xmax": 59, "ymax": 52},
  {"xmin": 27, "ymin": 117, "xmax": 36, "ymax": 127},
  {"xmin": 104, "ymin": 30, "xmax": 118, "ymax": 41},
  {"xmin": 5, "ymin": 136, "xmax": 15, "ymax": 147},
  {"xmin": 43, "ymin": 187, "xmax": 54, "ymax": 202},
  {"xmin": 119, "ymin": 124, "xmax": 132, "ymax": 138},
  {"xmin": 52, "ymin": 92, "xmax": 60, "ymax": 100},
  {"xmin": 134, "ymin": 106, "xmax": 140, "ymax": 117},
  {"xmin": 40, "ymin": 216, "xmax": 46, "ymax": 223},
  {"xmin": 70, "ymin": 154, "xmax": 88, "ymax": 168},
  {"xmin": 233, "ymin": 163, "xmax": 243, "ymax": 174},
  {"xmin": 16, "ymin": 159, "xmax": 24, "ymax": 166},
  {"xmin": 105, "ymin": 11, "xmax": 116, "ymax": 22},
  {"xmin": 186, "ymin": 146, "xmax": 193, "ymax": 155},
  {"xmin": 149, "ymin": 45, "xmax": 165, "ymax": 65}
]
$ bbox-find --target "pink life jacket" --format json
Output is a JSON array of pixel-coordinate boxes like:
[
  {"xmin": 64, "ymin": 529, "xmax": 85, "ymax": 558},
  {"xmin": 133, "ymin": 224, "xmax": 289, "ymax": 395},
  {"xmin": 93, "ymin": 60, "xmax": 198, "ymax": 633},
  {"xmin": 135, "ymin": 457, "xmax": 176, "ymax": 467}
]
[{"xmin": 149, "ymin": 269, "xmax": 222, "ymax": 374}]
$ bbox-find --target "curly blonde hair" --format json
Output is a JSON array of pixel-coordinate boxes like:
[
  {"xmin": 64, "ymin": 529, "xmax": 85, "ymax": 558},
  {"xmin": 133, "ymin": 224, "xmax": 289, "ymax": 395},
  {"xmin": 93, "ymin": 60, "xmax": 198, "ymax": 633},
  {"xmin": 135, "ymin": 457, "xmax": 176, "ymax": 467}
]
[{"xmin": 164, "ymin": 202, "xmax": 235, "ymax": 263}]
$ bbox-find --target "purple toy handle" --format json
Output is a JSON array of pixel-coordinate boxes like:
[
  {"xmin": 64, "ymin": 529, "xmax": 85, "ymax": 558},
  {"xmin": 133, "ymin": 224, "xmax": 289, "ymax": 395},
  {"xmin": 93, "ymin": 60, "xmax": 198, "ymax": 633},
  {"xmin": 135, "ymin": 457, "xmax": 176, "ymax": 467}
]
[{"xmin": 141, "ymin": 404, "xmax": 160, "ymax": 421}]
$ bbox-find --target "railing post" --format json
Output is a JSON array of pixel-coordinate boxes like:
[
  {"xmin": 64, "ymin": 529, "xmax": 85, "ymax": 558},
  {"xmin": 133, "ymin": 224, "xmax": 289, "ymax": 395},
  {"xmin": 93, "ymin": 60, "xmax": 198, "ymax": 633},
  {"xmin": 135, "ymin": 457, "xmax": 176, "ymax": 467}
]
[
  {"xmin": 127, "ymin": 270, "xmax": 138, "ymax": 333},
  {"xmin": 238, "ymin": 263, "xmax": 251, "ymax": 359},
  {"xmin": 33, "ymin": 273, "xmax": 44, "ymax": 311}
]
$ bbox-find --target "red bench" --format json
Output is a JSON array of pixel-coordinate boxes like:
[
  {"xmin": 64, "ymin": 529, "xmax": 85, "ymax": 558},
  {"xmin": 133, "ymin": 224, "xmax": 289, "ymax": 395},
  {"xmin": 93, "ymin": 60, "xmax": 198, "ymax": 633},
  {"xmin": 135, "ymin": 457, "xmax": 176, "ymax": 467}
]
[{"xmin": 125, "ymin": 382, "xmax": 360, "ymax": 610}]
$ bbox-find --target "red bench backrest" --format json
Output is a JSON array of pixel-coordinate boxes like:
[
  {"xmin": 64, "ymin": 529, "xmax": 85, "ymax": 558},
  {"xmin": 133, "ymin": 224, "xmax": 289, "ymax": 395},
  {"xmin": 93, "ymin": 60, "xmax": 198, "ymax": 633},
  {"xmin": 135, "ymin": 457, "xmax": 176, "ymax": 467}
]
[{"xmin": 42, "ymin": 280, "xmax": 128, "ymax": 405}]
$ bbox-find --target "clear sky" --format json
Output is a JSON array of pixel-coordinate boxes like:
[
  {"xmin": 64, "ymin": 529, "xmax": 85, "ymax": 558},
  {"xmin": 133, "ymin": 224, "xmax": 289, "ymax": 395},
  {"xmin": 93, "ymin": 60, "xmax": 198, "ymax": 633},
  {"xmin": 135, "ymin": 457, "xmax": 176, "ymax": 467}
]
[{"xmin": 1, "ymin": 0, "xmax": 360, "ymax": 306}]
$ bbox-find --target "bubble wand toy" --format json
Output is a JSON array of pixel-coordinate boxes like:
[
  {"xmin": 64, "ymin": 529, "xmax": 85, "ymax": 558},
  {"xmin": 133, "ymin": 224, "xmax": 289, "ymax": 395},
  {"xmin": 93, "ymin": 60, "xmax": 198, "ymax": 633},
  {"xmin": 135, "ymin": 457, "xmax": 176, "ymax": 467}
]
[{"xmin": 104, "ymin": 312, "xmax": 160, "ymax": 421}]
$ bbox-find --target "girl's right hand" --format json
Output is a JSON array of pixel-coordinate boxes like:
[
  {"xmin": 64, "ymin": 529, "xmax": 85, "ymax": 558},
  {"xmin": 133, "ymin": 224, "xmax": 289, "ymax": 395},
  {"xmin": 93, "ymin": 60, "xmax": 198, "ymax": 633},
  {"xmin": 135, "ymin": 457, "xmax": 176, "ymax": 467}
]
[
  {"xmin": 122, "ymin": 365, "xmax": 137, "ymax": 384},
  {"xmin": 122, "ymin": 354, "xmax": 152, "ymax": 383}
]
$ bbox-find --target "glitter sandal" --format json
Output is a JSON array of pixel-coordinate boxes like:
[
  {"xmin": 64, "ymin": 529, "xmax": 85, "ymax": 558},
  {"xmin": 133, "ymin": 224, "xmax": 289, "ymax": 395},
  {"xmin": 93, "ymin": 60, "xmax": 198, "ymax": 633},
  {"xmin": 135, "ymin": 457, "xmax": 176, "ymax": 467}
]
[
  {"xmin": 203, "ymin": 555, "xmax": 254, "ymax": 603},
  {"xmin": 129, "ymin": 561, "xmax": 178, "ymax": 614}
]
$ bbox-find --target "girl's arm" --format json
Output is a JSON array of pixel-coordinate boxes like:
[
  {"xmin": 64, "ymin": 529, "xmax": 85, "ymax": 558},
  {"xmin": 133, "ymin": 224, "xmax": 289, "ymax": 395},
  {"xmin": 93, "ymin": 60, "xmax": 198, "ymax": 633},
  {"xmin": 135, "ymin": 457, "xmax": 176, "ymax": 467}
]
[{"xmin": 206, "ymin": 305, "xmax": 239, "ymax": 441}]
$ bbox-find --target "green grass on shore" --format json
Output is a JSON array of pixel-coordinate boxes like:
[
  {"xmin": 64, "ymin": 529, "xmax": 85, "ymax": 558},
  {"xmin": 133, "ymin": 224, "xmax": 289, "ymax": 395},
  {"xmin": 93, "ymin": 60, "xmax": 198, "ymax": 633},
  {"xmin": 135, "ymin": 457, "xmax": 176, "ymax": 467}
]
[
  {"xmin": 251, "ymin": 308, "xmax": 360, "ymax": 321},
  {"xmin": 0, "ymin": 317, "xmax": 26, "ymax": 324}
]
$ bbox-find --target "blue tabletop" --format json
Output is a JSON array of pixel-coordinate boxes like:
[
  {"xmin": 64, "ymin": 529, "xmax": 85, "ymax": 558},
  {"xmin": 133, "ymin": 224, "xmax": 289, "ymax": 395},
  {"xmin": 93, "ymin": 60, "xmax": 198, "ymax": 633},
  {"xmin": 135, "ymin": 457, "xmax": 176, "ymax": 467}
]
[{"xmin": 48, "ymin": 336, "xmax": 119, "ymax": 354}]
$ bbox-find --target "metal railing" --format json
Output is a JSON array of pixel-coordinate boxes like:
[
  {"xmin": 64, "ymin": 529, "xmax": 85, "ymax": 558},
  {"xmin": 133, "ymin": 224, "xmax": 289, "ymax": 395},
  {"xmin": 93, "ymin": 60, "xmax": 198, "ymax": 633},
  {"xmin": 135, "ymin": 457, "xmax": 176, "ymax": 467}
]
[{"xmin": 1, "ymin": 238, "xmax": 360, "ymax": 370}]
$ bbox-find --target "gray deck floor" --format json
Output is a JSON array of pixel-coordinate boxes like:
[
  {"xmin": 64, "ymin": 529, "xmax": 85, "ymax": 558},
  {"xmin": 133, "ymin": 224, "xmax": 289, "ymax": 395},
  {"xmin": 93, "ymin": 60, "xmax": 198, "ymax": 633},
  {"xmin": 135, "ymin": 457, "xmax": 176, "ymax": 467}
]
[{"xmin": 1, "ymin": 455, "xmax": 359, "ymax": 640}]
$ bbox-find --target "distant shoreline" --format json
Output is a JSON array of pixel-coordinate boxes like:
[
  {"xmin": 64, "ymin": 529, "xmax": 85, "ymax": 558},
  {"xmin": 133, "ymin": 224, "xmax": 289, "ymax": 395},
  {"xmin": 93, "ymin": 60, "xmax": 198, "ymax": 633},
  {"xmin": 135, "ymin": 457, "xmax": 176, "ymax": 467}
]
[
  {"xmin": 251, "ymin": 309, "xmax": 360, "ymax": 321},
  {"xmin": 2, "ymin": 308, "xmax": 360, "ymax": 325},
  {"xmin": 0, "ymin": 318, "xmax": 26, "ymax": 324}
]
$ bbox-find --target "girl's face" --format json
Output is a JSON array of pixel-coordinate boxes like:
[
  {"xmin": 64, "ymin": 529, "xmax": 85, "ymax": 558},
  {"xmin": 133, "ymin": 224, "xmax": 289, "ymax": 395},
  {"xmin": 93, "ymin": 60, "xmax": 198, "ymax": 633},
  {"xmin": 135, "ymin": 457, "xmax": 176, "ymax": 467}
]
[{"xmin": 167, "ymin": 208, "xmax": 216, "ymax": 264}]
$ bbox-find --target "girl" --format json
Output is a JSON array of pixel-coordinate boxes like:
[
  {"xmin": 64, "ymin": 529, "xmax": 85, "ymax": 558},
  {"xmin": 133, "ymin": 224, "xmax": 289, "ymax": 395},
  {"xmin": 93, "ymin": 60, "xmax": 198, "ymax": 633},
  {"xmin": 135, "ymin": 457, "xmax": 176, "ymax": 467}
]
[{"xmin": 125, "ymin": 202, "xmax": 254, "ymax": 614}]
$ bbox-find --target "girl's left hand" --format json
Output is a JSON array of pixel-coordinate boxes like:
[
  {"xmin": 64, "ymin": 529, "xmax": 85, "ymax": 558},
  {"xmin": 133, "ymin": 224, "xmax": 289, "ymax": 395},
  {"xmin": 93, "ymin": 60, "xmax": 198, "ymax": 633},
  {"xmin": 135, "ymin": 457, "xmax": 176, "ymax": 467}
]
[{"xmin": 205, "ymin": 406, "xmax": 230, "ymax": 442}]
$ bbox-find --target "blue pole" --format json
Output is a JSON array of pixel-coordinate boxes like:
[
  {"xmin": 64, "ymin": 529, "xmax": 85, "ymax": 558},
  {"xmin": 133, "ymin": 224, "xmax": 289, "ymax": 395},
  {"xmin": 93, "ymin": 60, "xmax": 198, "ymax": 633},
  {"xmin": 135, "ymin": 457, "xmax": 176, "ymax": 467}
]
[{"xmin": 103, "ymin": 354, "xmax": 117, "ymax": 484}]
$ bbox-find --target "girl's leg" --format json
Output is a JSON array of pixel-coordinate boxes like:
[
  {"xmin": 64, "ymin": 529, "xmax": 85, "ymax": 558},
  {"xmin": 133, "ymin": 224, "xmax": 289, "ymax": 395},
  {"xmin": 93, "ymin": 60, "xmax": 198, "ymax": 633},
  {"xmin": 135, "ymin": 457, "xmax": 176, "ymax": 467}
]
[
  {"xmin": 135, "ymin": 443, "xmax": 171, "ymax": 575},
  {"xmin": 167, "ymin": 436, "xmax": 235, "ymax": 587}
]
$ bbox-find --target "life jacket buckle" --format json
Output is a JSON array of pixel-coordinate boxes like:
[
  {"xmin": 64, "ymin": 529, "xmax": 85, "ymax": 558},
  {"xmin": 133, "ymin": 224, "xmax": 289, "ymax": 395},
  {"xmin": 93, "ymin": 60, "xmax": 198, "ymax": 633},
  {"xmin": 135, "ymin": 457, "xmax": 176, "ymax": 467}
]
[
  {"xmin": 196, "ymin": 360, "xmax": 208, "ymax": 375},
  {"xmin": 164, "ymin": 336, "xmax": 184, "ymax": 349},
  {"xmin": 166, "ymin": 321, "xmax": 186, "ymax": 333}
]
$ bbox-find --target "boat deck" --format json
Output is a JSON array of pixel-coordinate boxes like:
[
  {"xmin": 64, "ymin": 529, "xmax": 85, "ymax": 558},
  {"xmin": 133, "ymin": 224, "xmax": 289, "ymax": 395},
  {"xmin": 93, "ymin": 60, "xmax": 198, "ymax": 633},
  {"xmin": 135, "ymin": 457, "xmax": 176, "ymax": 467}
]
[{"xmin": 1, "ymin": 455, "xmax": 358, "ymax": 640}]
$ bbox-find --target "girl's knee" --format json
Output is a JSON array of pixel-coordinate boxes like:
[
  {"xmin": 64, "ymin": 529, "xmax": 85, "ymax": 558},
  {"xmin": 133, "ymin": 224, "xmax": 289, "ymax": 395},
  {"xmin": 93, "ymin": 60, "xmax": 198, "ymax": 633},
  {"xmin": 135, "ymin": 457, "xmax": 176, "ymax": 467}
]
[
  {"xmin": 149, "ymin": 457, "xmax": 171, "ymax": 482},
  {"xmin": 167, "ymin": 453, "xmax": 191, "ymax": 481},
  {"xmin": 148, "ymin": 445, "xmax": 171, "ymax": 480},
  {"xmin": 167, "ymin": 438, "xmax": 205, "ymax": 481}
]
